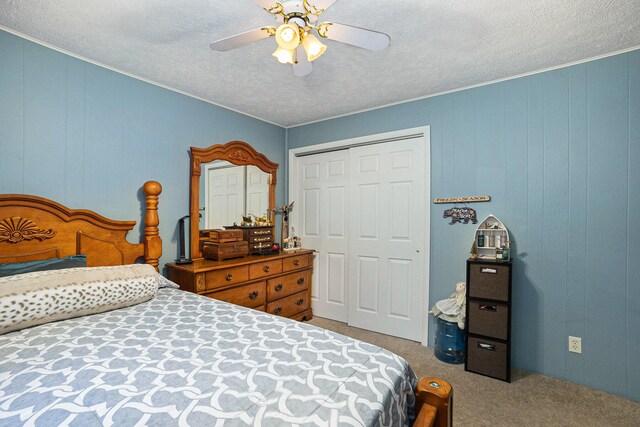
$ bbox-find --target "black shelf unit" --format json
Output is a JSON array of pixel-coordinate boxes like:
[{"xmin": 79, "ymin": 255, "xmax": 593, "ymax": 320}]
[{"xmin": 464, "ymin": 258, "xmax": 513, "ymax": 382}]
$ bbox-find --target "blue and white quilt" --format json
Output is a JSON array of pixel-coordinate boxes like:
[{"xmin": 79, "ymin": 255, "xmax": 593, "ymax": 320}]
[{"xmin": 0, "ymin": 288, "xmax": 417, "ymax": 426}]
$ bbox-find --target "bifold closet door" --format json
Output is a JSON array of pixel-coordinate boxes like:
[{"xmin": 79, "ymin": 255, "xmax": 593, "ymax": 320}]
[
  {"xmin": 246, "ymin": 165, "xmax": 270, "ymax": 217},
  {"xmin": 206, "ymin": 165, "xmax": 245, "ymax": 229},
  {"xmin": 297, "ymin": 150, "xmax": 349, "ymax": 322},
  {"xmin": 347, "ymin": 138, "xmax": 425, "ymax": 341}
]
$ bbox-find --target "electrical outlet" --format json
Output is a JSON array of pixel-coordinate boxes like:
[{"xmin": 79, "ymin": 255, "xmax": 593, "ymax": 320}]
[{"xmin": 569, "ymin": 336, "xmax": 582, "ymax": 354}]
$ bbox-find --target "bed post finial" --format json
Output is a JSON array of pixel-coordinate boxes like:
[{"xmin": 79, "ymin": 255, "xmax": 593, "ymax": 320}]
[{"xmin": 143, "ymin": 181, "xmax": 162, "ymax": 270}]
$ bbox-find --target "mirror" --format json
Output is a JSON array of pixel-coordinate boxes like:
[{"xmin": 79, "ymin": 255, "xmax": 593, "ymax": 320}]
[
  {"xmin": 190, "ymin": 141, "xmax": 278, "ymax": 259},
  {"xmin": 201, "ymin": 161, "xmax": 271, "ymax": 229}
]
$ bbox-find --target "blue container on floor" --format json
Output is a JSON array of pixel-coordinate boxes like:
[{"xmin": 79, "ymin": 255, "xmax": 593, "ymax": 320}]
[{"xmin": 434, "ymin": 317, "xmax": 465, "ymax": 364}]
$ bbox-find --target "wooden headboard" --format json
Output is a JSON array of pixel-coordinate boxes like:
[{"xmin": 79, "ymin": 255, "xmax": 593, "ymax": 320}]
[{"xmin": 0, "ymin": 181, "xmax": 162, "ymax": 270}]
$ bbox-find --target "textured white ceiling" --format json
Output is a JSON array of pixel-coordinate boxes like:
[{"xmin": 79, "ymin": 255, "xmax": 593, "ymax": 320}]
[{"xmin": 1, "ymin": 0, "xmax": 639, "ymax": 127}]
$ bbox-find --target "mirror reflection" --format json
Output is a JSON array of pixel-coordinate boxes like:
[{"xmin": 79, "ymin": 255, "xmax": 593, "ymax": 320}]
[{"xmin": 201, "ymin": 160, "xmax": 271, "ymax": 229}]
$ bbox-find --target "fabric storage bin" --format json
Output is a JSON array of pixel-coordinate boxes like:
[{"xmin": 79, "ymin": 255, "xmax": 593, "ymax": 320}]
[
  {"xmin": 467, "ymin": 300, "xmax": 509, "ymax": 341},
  {"xmin": 468, "ymin": 263, "xmax": 510, "ymax": 301},
  {"xmin": 466, "ymin": 336, "xmax": 509, "ymax": 381}
]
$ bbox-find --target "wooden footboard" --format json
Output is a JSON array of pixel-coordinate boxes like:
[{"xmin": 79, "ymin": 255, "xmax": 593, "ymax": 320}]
[{"xmin": 414, "ymin": 377, "xmax": 452, "ymax": 427}]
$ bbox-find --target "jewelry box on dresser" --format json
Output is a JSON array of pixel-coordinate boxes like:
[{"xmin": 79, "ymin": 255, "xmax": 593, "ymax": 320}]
[{"xmin": 166, "ymin": 250, "xmax": 313, "ymax": 321}]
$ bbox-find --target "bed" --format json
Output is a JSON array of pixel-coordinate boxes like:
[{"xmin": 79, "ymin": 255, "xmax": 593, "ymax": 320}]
[{"xmin": 0, "ymin": 182, "xmax": 451, "ymax": 427}]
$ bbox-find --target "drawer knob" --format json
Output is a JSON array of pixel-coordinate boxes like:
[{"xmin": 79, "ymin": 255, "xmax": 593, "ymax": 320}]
[
  {"xmin": 263, "ymin": 265, "xmax": 271, "ymax": 273},
  {"xmin": 479, "ymin": 304, "xmax": 497, "ymax": 312},
  {"xmin": 275, "ymin": 284, "xmax": 283, "ymax": 292},
  {"xmin": 294, "ymin": 259, "xmax": 300, "ymax": 266},
  {"xmin": 274, "ymin": 307, "xmax": 282, "ymax": 315},
  {"xmin": 226, "ymin": 273, "xmax": 233, "ymax": 281},
  {"xmin": 481, "ymin": 268, "xmax": 497, "ymax": 274},
  {"xmin": 478, "ymin": 342, "xmax": 496, "ymax": 351},
  {"xmin": 297, "ymin": 278, "xmax": 305, "ymax": 285},
  {"xmin": 296, "ymin": 298, "xmax": 304, "ymax": 306},
  {"xmin": 249, "ymin": 291, "xmax": 259, "ymax": 300}
]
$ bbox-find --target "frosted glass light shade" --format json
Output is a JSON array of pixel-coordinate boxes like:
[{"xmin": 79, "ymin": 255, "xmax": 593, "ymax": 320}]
[
  {"xmin": 275, "ymin": 23, "xmax": 300, "ymax": 50},
  {"xmin": 301, "ymin": 33, "xmax": 327, "ymax": 62},
  {"xmin": 273, "ymin": 47, "xmax": 295, "ymax": 64}
]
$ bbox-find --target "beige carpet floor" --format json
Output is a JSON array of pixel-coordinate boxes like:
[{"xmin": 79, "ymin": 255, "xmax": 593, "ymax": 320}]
[{"xmin": 307, "ymin": 317, "xmax": 640, "ymax": 427}]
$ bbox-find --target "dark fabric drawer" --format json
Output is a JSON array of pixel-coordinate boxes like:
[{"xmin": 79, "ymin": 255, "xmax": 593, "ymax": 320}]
[
  {"xmin": 466, "ymin": 336, "xmax": 509, "ymax": 381},
  {"xmin": 469, "ymin": 263, "xmax": 510, "ymax": 301},
  {"xmin": 468, "ymin": 300, "xmax": 509, "ymax": 341}
]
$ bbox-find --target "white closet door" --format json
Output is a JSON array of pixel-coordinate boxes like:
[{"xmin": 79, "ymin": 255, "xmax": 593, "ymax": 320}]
[
  {"xmin": 245, "ymin": 165, "xmax": 269, "ymax": 217},
  {"xmin": 347, "ymin": 138, "xmax": 425, "ymax": 341},
  {"xmin": 206, "ymin": 165, "xmax": 245, "ymax": 229},
  {"xmin": 297, "ymin": 150, "xmax": 349, "ymax": 322}
]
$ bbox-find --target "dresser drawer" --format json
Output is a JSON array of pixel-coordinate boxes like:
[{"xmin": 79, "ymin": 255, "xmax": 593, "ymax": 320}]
[
  {"xmin": 249, "ymin": 259, "xmax": 282, "ymax": 279},
  {"xmin": 267, "ymin": 270, "xmax": 310, "ymax": 301},
  {"xmin": 249, "ymin": 235, "xmax": 273, "ymax": 244},
  {"xmin": 249, "ymin": 242, "xmax": 274, "ymax": 253},
  {"xmin": 466, "ymin": 336, "xmax": 509, "ymax": 381},
  {"xmin": 283, "ymin": 254, "xmax": 309, "ymax": 272},
  {"xmin": 209, "ymin": 281, "xmax": 266, "ymax": 308},
  {"xmin": 267, "ymin": 290, "xmax": 309, "ymax": 317},
  {"xmin": 249, "ymin": 227, "xmax": 273, "ymax": 237},
  {"xmin": 469, "ymin": 263, "xmax": 510, "ymax": 301},
  {"xmin": 468, "ymin": 300, "xmax": 509, "ymax": 341},
  {"xmin": 205, "ymin": 266, "xmax": 249, "ymax": 291}
]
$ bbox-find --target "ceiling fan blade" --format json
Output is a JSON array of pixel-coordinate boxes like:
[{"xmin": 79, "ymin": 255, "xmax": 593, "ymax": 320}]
[
  {"xmin": 293, "ymin": 46, "xmax": 312, "ymax": 77},
  {"xmin": 304, "ymin": 0, "xmax": 339, "ymax": 15},
  {"xmin": 252, "ymin": 0, "xmax": 284, "ymax": 14},
  {"xmin": 317, "ymin": 22, "xmax": 390, "ymax": 51},
  {"xmin": 210, "ymin": 27, "xmax": 276, "ymax": 51}
]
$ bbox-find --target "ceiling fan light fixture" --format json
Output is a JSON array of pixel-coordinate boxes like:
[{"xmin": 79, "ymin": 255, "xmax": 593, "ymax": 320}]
[
  {"xmin": 272, "ymin": 46, "xmax": 295, "ymax": 64},
  {"xmin": 275, "ymin": 23, "xmax": 300, "ymax": 50},
  {"xmin": 301, "ymin": 33, "xmax": 327, "ymax": 62}
]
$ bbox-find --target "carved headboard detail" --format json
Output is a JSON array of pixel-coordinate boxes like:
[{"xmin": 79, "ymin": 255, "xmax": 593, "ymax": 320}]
[{"xmin": 0, "ymin": 181, "xmax": 162, "ymax": 270}]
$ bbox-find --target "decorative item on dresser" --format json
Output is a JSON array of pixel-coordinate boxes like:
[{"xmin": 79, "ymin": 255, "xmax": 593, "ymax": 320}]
[
  {"xmin": 166, "ymin": 249, "xmax": 314, "ymax": 321},
  {"xmin": 465, "ymin": 258, "xmax": 513, "ymax": 382},
  {"xmin": 224, "ymin": 225, "xmax": 275, "ymax": 254},
  {"xmin": 200, "ymin": 228, "xmax": 248, "ymax": 260},
  {"xmin": 175, "ymin": 215, "xmax": 193, "ymax": 264}
]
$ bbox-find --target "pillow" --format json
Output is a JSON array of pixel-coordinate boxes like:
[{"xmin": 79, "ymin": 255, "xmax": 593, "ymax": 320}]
[
  {"xmin": 157, "ymin": 274, "xmax": 180, "ymax": 289},
  {"xmin": 0, "ymin": 255, "xmax": 87, "ymax": 278},
  {"xmin": 0, "ymin": 264, "xmax": 158, "ymax": 335}
]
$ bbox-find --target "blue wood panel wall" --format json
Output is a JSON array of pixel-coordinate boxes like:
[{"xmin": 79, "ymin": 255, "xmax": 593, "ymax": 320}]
[
  {"xmin": 0, "ymin": 30, "xmax": 286, "ymax": 269},
  {"xmin": 287, "ymin": 51, "xmax": 640, "ymax": 401}
]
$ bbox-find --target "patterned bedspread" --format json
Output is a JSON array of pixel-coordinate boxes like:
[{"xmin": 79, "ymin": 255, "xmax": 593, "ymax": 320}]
[{"xmin": 0, "ymin": 288, "xmax": 417, "ymax": 426}]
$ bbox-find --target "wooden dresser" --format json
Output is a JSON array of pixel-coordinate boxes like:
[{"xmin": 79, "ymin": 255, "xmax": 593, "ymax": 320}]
[{"xmin": 166, "ymin": 250, "xmax": 314, "ymax": 321}]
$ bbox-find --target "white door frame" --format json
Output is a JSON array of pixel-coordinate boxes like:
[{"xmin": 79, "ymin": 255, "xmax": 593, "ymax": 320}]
[{"xmin": 288, "ymin": 126, "xmax": 431, "ymax": 346}]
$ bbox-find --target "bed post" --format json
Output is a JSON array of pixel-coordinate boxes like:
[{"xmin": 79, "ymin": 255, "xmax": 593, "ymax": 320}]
[
  {"xmin": 143, "ymin": 181, "xmax": 162, "ymax": 270},
  {"xmin": 414, "ymin": 377, "xmax": 453, "ymax": 427}
]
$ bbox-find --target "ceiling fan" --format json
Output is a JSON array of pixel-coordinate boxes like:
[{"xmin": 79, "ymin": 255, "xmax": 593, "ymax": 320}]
[{"xmin": 209, "ymin": 0, "xmax": 391, "ymax": 76}]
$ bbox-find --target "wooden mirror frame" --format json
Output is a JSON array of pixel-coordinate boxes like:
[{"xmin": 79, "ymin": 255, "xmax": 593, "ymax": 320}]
[{"xmin": 190, "ymin": 141, "xmax": 278, "ymax": 259}]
